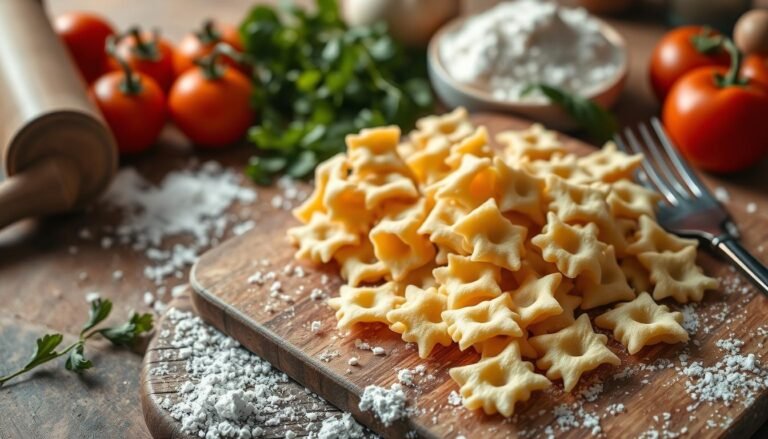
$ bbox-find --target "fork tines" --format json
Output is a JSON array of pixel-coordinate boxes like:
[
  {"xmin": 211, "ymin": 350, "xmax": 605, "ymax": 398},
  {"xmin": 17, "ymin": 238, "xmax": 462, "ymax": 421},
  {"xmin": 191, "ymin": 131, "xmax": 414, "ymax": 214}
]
[{"xmin": 613, "ymin": 118, "xmax": 718, "ymax": 207}]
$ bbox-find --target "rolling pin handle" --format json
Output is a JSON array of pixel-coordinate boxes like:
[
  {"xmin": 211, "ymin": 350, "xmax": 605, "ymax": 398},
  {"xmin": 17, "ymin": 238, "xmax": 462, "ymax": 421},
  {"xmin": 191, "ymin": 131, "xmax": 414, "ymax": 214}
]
[{"xmin": 0, "ymin": 156, "xmax": 82, "ymax": 229}]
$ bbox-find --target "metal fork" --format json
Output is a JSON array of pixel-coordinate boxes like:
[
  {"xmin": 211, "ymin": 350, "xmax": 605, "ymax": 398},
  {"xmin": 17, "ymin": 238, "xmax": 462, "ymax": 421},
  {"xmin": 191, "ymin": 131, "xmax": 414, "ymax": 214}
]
[{"xmin": 614, "ymin": 118, "xmax": 768, "ymax": 293}]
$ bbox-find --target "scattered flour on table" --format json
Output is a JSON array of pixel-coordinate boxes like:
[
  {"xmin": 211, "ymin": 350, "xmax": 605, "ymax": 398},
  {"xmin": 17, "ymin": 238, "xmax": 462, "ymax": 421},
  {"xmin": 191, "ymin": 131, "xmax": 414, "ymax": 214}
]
[
  {"xmin": 158, "ymin": 308, "xmax": 375, "ymax": 439},
  {"xmin": 98, "ymin": 162, "xmax": 257, "ymax": 285},
  {"xmin": 314, "ymin": 413, "xmax": 368, "ymax": 439},
  {"xmin": 358, "ymin": 384, "xmax": 408, "ymax": 427}
]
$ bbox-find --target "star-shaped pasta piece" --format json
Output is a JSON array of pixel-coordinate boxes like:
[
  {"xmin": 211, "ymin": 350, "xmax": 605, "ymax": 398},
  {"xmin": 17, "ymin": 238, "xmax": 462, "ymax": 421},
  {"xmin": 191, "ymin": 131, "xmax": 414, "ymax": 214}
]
[
  {"xmin": 607, "ymin": 180, "xmax": 662, "ymax": 220},
  {"xmin": 396, "ymin": 260, "xmax": 439, "ymax": 291},
  {"xmin": 576, "ymin": 245, "xmax": 636, "ymax": 310},
  {"xmin": 594, "ymin": 292, "xmax": 689, "ymax": 354},
  {"xmin": 293, "ymin": 154, "xmax": 347, "ymax": 223},
  {"xmin": 528, "ymin": 279, "xmax": 581, "ymax": 335},
  {"xmin": 452, "ymin": 199, "xmax": 527, "ymax": 272},
  {"xmin": 442, "ymin": 294, "xmax": 523, "ymax": 350},
  {"xmin": 546, "ymin": 175, "xmax": 611, "ymax": 225},
  {"xmin": 620, "ymin": 256, "xmax": 652, "ymax": 294},
  {"xmin": 521, "ymin": 153, "xmax": 592, "ymax": 184},
  {"xmin": 334, "ymin": 238, "xmax": 389, "ymax": 286},
  {"xmin": 386, "ymin": 286, "xmax": 452, "ymax": 358},
  {"xmin": 415, "ymin": 106, "xmax": 475, "ymax": 144},
  {"xmin": 530, "ymin": 314, "xmax": 621, "ymax": 392},
  {"xmin": 328, "ymin": 282, "xmax": 405, "ymax": 330},
  {"xmin": 417, "ymin": 199, "xmax": 468, "ymax": 255},
  {"xmin": 626, "ymin": 215, "xmax": 698, "ymax": 255},
  {"xmin": 425, "ymin": 155, "xmax": 495, "ymax": 210},
  {"xmin": 577, "ymin": 142, "xmax": 643, "ymax": 183},
  {"xmin": 323, "ymin": 169, "xmax": 371, "ymax": 230},
  {"xmin": 638, "ymin": 246, "xmax": 719, "ymax": 303},
  {"xmin": 433, "ymin": 254, "xmax": 502, "ymax": 309},
  {"xmin": 445, "ymin": 126, "xmax": 492, "ymax": 168},
  {"xmin": 405, "ymin": 136, "xmax": 452, "ymax": 185},
  {"xmin": 356, "ymin": 171, "xmax": 419, "ymax": 210},
  {"xmin": 346, "ymin": 125, "xmax": 401, "ymax": 156},
  {"xmin": 288, "ymin": 212, "xmax": 360, "ymax": 264},
  {"xmin": 370, "ymin": 199, "xmax": 435, "ymax": 281},
  {"xmin": 509, "ymin": 272, "xmax": 563, "ymax": 328},
  {"xmin": 449, "ymin": 341, "xmax": 551, "ymax": 417},
  {"xmin": 531, "ymin": 212, "xmax": 603, "ymax": 282},
  {"xmin": 497, "ymin": 123, "xmax": 565, "ymax": 161},
  {"xmin": 493, "ymin": 157, "xmax": 546, "ymax": 224},
  {"xmin": 475, "ymin": 335, "xmax": 538, "ymax": 359}
]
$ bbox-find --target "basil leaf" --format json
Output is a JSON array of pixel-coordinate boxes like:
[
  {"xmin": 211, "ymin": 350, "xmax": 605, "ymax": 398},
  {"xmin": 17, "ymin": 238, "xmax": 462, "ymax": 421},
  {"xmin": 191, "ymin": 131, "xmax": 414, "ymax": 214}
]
[{"xmin": 524, "ymin": 84, "xmax": 617, "ymax": 144}]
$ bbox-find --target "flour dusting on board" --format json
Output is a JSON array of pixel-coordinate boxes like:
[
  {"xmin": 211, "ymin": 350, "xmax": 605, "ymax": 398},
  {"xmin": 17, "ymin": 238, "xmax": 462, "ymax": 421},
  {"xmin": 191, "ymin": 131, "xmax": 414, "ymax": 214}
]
[
  {"xmin": 358, "ymin": 384, "xmax": 408, "ymax": 427},
  {"xmin": 155, "ymin": 308, "xmax": 374, "ymax": 439}
]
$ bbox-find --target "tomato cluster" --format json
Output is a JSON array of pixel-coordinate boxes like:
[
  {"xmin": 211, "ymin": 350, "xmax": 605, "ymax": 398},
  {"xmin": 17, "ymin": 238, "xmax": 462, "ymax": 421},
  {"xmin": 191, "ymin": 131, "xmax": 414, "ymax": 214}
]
[
  {"xmin": 649, "ymin": 26, "xmax": 768, "ymax": 173},
  {"xmin": 54, "ymin": 13, "xmax": 255, "ymax": 155}
]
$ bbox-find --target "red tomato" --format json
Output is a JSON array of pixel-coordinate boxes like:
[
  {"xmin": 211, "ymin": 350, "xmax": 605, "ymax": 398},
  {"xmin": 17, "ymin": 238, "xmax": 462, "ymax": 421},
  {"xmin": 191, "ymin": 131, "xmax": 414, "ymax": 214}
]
[
  {"xmin": 662, "ymin": 66, "xmax": 768, "ymax": 173},
  {"xmin": 174, "ymin": 20, "xmax": 244, "ymax": 76},
  {"xmin": 90, "ymin": 69, "xmax": 166, "ymax": 154},
  {"xmin": 110, "ymin": 29, "xmax": 176, "ymax": 92},
  {"xmin": 649, "ymin": 26, "xmax": 730, "ymax": 101},
  {"xmin": 168, "ymin": 64, "xmax": 254, "ymax": 148},
  {"xmin": 743, "ymin": 55, "xmax": 768, "ymax": 90},
  {"xmin": 54, "ymin": 12, "xmax": 115, "ymax": 83}
]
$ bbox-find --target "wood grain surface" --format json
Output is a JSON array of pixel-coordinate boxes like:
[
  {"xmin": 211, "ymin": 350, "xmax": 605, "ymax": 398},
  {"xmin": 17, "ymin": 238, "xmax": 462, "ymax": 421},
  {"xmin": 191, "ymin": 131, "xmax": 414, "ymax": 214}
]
[
  {"xmin": 141, "ymin": 291, "xmax": 343, "ymax": 439},
  {"xmin": 190, "ymin": 113, "xmax": 768, "ymax": 439},
  {"xmin": 1, "ymin": 1, "xmax": 767, "ymax": 438}
]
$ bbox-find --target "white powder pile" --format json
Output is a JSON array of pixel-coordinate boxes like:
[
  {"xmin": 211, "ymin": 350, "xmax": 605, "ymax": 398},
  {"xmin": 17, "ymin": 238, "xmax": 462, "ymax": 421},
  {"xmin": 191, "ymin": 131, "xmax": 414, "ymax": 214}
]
[
  {"xmin": 313, "ymin": 413, "xmax": 369, "ymax": 439},
  {"xmin": 100, "ymin": 162, "xmax": 257, "ymax": 284},
  {"xmin": 358, "ymin": 384, "xmax": 408, "ymax": 427},
  {"xmin": 440, "ymin": 0, "xmax": 623, "ymax": 102},
  {"xmin": 159, "ymin": 308, "xmax": 341, "ymax": 439},
  {"xmin": 682, "ymin": 337, "xmax": 767, "ymax": 408}
]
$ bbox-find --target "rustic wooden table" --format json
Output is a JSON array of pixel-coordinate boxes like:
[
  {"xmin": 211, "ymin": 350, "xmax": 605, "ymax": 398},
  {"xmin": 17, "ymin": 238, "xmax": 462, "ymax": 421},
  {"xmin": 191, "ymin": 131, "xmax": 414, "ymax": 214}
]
[{"xmin": 1, "ymin": 1, "xmax": 767, "ymax": 438}]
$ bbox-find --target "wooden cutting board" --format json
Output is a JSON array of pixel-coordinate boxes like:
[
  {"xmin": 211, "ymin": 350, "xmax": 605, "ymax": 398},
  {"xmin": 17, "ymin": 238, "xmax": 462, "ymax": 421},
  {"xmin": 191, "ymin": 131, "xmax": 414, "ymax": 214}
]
[{"xmin": 190, "ymin": 114, "xmax": 768, "ymax": 438}]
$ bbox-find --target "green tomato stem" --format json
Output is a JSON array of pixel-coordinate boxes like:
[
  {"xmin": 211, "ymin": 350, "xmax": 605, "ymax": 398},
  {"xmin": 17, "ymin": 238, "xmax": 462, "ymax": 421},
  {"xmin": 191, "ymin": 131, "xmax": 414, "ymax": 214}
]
[
  {"xmin": 717, "ymin": 38, "xmax": 748, "ymax": 88},
  {"xmin": 106, "ymin": 35, "xmax": 143, "ymax": 95}
]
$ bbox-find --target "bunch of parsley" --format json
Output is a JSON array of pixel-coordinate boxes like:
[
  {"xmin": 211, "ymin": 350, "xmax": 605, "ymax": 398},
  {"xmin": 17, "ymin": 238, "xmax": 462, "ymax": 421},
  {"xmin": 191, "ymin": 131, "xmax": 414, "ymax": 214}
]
[{"xmin": 240, "ymin": 0, "xmax": 433, "ymax": 184}]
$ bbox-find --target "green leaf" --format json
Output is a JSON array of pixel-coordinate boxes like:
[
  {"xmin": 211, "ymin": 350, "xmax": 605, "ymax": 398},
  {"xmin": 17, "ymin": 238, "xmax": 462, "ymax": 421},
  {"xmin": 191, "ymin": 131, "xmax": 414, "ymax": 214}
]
[
  {"xmin": 523, "ymin": 84, "xmax": 617, "ymax": 144},
  {"xmin": 81, "ymin": 298, "xmax": 112, "ymax": 335},
  {"xmin": 64, "ymin": 343, "xmax": 92, "ymax": 373},
  {"xmin": 286, "ymin": 151, "xmax": 319, "ymax": 178},
  {"xmin": 99, "ymin": 313, "xmax": 153, "ymax": 347},
  {"xmin": 239, "ymin": 0, "xmax": 434, "ymax": 184},
  {"xmin": 24, "ymin": 333, "xmax": 63, "ymax": 370}
]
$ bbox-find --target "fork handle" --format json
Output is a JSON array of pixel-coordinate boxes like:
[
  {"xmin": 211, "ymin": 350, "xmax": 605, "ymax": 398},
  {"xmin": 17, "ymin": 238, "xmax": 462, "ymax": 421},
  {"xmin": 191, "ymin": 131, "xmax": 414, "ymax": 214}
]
[{"xmin": 715, "ymin": 237, "xmax": 768, "ymax": 293}]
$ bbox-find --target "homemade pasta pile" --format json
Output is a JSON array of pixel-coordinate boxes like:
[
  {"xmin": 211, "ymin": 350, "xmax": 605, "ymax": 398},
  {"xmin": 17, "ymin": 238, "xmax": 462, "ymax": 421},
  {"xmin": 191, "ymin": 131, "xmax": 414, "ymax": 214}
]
[{"xmin": 287, "ymin": 108, "xmax": 719, "ymax": 417}]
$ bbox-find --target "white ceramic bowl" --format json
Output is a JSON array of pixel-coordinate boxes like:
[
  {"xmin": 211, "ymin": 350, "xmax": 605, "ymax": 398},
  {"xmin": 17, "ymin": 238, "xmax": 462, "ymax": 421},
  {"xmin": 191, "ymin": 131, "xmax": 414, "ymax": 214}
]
[{"xmin": 427, "ymin": 15, "xmax": 629, "ymax": 131}]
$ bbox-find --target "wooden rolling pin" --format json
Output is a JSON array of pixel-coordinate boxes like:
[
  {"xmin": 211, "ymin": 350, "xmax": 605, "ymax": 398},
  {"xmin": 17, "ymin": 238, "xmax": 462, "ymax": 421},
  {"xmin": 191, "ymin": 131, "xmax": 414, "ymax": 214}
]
[{"xmin": 0, "ymin": 0, "xmax": 117, "ymax": 230}]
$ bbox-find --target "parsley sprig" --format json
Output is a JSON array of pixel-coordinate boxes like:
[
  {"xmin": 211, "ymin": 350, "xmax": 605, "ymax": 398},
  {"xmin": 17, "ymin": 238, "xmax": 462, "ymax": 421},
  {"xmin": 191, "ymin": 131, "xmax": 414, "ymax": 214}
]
[{"xmin": 0, "ymin": 298, "xmax": 153, "ymax": 386}]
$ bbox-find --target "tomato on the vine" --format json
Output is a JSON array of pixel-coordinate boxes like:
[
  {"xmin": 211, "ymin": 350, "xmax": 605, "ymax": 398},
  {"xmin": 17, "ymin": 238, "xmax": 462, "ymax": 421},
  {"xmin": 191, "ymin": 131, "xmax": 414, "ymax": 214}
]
[
  {"xmin": 54, "ymin": 12, "xmax": 115, "ymax": 83},
  {"xmin": 663, "ymin": 41, "xmax": 768, "ymax": 173},
  {"xmin": 91, "ymin": 45, "xmax": 167, "ymax": 154},
  {"xmin": 174, "ymin": 20, "xmax": 244, "ymax": 76},
  {"xmin": 168, "ymin": 45, "xmax": 254, "ymax": 148},
  {"xmin": 649, "ymin": 26, "xmax": 730, "ymax": 101},
  {"xmin": 109, "ymin": 28, "xmax": 176, "ymax": 92}
]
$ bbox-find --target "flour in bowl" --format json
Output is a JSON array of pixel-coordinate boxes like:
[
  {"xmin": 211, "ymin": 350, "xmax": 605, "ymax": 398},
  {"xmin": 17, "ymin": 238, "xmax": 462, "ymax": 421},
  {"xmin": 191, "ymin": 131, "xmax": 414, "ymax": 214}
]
[{"xmin": 439, "ymin": 0, "xmax": 623, "ymax": 102}]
